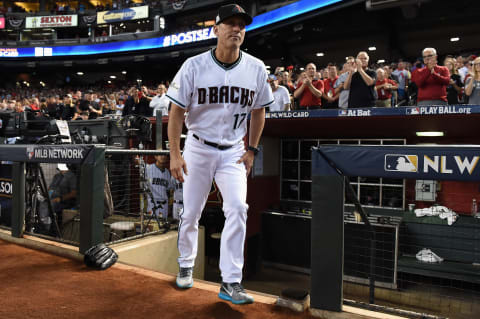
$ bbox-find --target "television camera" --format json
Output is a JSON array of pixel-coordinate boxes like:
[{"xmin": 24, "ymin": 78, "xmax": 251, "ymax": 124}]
[{"xmin": 0, "ymin": 111, "xmax": 59, "ymax": 139}]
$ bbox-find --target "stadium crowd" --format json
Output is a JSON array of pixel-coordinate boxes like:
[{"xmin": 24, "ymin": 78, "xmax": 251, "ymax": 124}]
[{"xmin": 1, "ymin": 50, "xmax": 480, "ymax": 119}]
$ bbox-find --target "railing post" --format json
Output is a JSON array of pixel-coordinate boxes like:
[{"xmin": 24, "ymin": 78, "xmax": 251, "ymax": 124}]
[
  {"xmin": 310, "ymin": 149, "xmax": 344, "ymax": 312},
  {"xmin": 155, "ymin": 110, "xmax": 163, "ymax": 150},
  {"xmin": 11, "ymin": 162, "xmax": 25, "ymax": 238},
  {"xmin": 79, "ymin": 147, "xmax": 105, "ymax": 254}
]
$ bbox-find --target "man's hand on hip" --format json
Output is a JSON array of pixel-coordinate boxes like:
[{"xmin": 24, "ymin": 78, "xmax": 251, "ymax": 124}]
[
  {"xmin": 170, "ymin": 156, "xmax": 188, "ymax": 183},
  {"xmin": 237, "ymin": 151, "xmax": 255, "ymax": 176}
]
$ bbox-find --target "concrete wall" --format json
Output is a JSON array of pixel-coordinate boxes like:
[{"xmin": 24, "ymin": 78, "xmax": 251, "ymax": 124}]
[{"xmin": 111, "ymin": 227, "xmax": 205, "ymax": 279}]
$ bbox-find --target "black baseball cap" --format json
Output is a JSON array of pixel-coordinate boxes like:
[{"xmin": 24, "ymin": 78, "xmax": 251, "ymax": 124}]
[{"xmin": 215, "ymin": 4, "xmax": 253, "ymax": 26}]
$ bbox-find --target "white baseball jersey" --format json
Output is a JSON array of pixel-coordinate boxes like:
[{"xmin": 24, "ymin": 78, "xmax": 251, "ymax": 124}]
[
  {"xmin": 166, "ymin": 49, "xmax": 274, "ymax": 145},
  {"xmin": 145, "ymin": 163, "xmax": 172, "ymax": 214},
  {"xmin": 269, "ymin": 85, "xmax": 290, "ymax": 112}
]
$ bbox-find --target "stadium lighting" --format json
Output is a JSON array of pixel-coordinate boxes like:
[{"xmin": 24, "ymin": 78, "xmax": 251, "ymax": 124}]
[
  {"xmin": 265, "ymin": 65, "xmax": 271, "ymax": 69},
  {"xmin": 316, "ymin": 52, "xmax": 324, "ymax": 57},
  {"xmin": 108, "ymin": 80, "xmax": 112, "ymax": 84},
  {"xmin": 77, "ymin": 72, "xmax": 84, "ymax": 75},
  {"xmin": 450, "ymin": 37, "xmax": 460, "ymax": 42},
  {"xmin": 416, "ymin": 131, "xmax": 444, "ymax": 137},
  {"xmin": 368, "ymin": 46, "xmax": 376, "ymax": 51},
  {"xmin": 377, "ymin": 59, "xmax": 385, "ymax": 63},
  {"xmin": 122, "ymin": 71, "xmax": 127, "ymax": 74},
  {"xmin": 110, "ymin": 75, "xmax": 116, "ymax": 79},
  {"xmin": 300, "ymin": 67, "xmax": 304, "ymax": 71}
]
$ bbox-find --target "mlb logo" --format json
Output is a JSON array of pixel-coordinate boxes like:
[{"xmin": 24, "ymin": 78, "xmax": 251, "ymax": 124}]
[
  {"xmin": 384, "ymin": 154, "xmax": 418, "ymax": 172},
  {"xmin": 407, "ymin": 107, "xmax": 420, "ymax": 115},
  {"xmin": 27, "ymin": 147, "xmax": 35, "ymax": 160},
  {"xmin": 338, "ymin": 110, "xmax": 347, "ymax": 116}
]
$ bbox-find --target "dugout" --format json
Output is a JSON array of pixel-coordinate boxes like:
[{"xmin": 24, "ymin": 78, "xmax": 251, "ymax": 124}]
[
  {"xmin": 150, "ymin": 106, "xmax": 480, "ymax": 289},
  {"xmin": 243, "ymin": 105, "xmax": 480, "ymax": 313}
]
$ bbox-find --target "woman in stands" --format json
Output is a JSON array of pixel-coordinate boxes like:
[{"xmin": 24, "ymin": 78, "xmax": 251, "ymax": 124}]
[
  {"xmin": 465, "ymin": 57, "xmax": 480, "ymax": 105},
  {"xmin": 443, "ymin": 57, "xmax": 463, "ymax": 105}
]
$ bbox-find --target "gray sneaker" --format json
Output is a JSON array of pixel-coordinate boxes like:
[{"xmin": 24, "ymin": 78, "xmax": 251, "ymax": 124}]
[
  {"xmin": 218, "ymin": 282, "xmax": 254, "ymax": 304},
  {"xmin": 176, "ymin": 267, "xmax": 193, "ymax": 289}
]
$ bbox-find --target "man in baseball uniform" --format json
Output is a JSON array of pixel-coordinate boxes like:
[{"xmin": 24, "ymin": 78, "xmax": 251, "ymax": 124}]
[
  {"xmin": 167, "ymin": 4, "xmax": 273, "ymax": 305},
  {"xmin": 145, "ymin": 154, "xmax": 172, "ymax": 220}
]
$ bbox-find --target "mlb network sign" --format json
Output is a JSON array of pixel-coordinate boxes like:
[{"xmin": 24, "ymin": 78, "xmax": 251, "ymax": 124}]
[
  {"xmin": 22, "ymin": 145, "xmax": 92, "ymax": 164},
  {"xmin": 384, "ymin": 153, "xmax": 480, "ymax": 180}
]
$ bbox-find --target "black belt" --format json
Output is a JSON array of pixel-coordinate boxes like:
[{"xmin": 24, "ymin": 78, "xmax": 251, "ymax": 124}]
[
  {"xmin": 193, "ymin": 134, "xmax": 233, "ymax": 150},
  {"xmin": 174, "ymin": 200, "xmax": 183, "ymax": 204}
]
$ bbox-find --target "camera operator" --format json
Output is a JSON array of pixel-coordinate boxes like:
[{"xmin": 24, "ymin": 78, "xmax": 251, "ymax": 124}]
[{"xmin": 48, "ymin": 164, "xmax": 78, "ymax": 228}]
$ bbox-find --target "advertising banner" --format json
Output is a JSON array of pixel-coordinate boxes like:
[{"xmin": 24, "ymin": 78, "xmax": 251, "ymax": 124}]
[
  {"xmin": 97, "ymin": 6, "xmax": 149, "ymax": 24},
  {"xmin": 0, "ymin": 48, "xmax": 19, "ymax": 57},
  {"xmin": 26, "ymin": 15, "xmax": 78, "ymax": 28},
  {"xmin": 0, "ymin": 17, "xmax": 5, "ymax": 29},
  {"xmin": 163, "ymin": 27, "xmax": 216, "ymax": 47},
  {"xmin": 0, "ymin": 164, "xmax": 12, "ymax": 227},
  {"xmin": 314, "ymin": 145, "xmax": 480, "ymax": 181},
  {"xmin": 0, "ymin": 145, "xmax": 94, "ymax": 164}
]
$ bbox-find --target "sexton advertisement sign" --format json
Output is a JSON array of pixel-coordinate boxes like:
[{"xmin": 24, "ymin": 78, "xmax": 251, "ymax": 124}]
[{"xmin": 26, "ymin": 15, "xmax": 78, "ymax": 28}]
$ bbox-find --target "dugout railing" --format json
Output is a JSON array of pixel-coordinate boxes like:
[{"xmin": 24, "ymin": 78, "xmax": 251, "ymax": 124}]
[
  {"xmin": 0, "ymin": 144, "xmax": 169, "ymax": 253},
  {"xmin": 311, "ymin": 145, "xmax": 480, "ymax": 318}
]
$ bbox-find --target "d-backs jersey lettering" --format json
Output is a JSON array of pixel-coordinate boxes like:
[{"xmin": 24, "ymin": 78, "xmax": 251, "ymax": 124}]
[
  {"xmin": 145, "ymin": 164, "xmax": 172, "ymax": 211},
  {"xmin": 166, "ymin": 49, "xmax": 274, "ymax": 145}
]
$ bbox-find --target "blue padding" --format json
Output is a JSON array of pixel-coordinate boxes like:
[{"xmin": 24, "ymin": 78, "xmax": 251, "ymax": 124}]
[
  {"xmin": 313, "ymin": 145, "xmax": 480, "ymax": 181},
  {"xmin": 266, "ymin": 105, "xmax": 480, "ymax": 119}
]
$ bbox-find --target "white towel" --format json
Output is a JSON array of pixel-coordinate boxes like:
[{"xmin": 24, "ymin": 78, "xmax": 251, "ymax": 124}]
[
  {"xmin": 414, "ymin": 205, "xmax": 458, "ymax": 225},
  {"xmin": 416, "ymin": 248, "xmax": 444, "ymax": 263}
]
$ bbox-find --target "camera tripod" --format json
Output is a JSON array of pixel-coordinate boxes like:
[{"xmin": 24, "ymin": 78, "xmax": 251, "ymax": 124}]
[
  {"xmin": 23, "ymin": 133, "xmax": 70, "ymax": 237},
  {"xmin": 25, "ymin": 163, "xmax": 61, "ymax": 237},
  {"xmin": 137, "ymin": 156, "xmax": 170, "ymax": 234}
]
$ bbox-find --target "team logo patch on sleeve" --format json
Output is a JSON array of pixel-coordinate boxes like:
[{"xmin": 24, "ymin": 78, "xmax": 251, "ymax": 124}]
[{"xmin": 384, "ymin": 154, "xmax": 418, "ymax": 172}]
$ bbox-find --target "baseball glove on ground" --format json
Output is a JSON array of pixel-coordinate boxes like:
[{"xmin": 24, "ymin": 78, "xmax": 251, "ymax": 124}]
[{"xmin": 84, "ymin": 243, "xmax": 118, "ymax": 270}]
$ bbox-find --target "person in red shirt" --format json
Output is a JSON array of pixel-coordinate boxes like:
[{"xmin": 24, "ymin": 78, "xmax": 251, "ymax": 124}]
[
  {"xmin": 294, "ymin": 63, "xmax": 323, "ymax": 109},
  {"xmin": 411, "ymin": 47, "xmax": 450, "ymax": 105},
  {"xmin": 29, "ymin": 97, "xmax": 40, "ymax": 111},
  {"xmin": 323, "ymin": 64, "xmax": 339, "ymax": 108},
  {"xmin": 375, "ymin": 68, "xmax": 398, "ymax": 107}
]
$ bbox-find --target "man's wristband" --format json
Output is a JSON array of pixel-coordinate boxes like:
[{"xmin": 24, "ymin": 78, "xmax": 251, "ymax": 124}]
[{"xmin": 247, "ymin": 146, "xmax": 259, "ymax": 156}]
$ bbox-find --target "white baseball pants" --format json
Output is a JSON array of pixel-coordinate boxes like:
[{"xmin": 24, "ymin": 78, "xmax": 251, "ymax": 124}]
[{"xmin": 177, "ymin": 132, "xmax": 248, "ymax": 283}]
